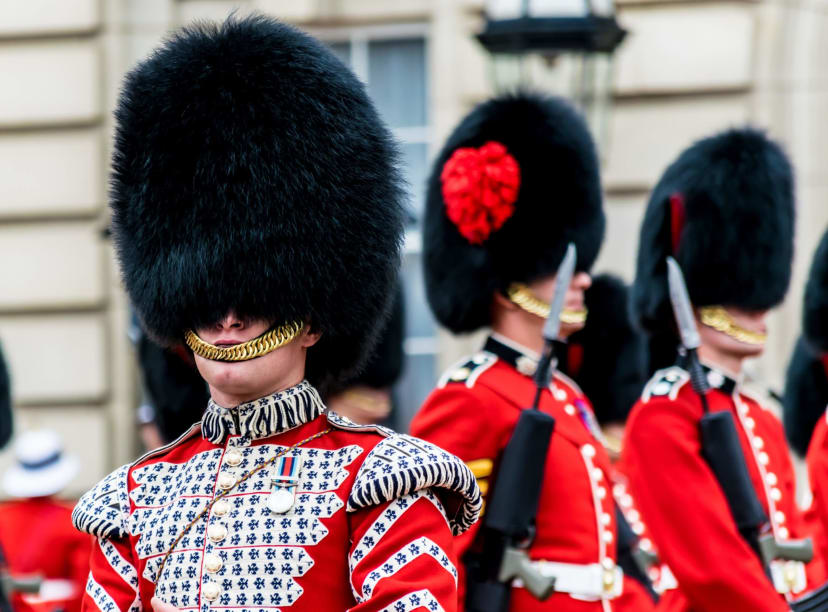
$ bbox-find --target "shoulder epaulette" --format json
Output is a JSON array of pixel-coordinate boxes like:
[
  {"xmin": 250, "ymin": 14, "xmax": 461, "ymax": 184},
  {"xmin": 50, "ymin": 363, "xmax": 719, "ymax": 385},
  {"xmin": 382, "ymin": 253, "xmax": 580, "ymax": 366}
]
[
  {"xmin": 642, "ymin": 366, "xmax": 690, "ymax": 402},
  {"xmin": 325, "ymin": 410, "xmax": 396, "ymax": 436},
  {"xmin": 346, "ymin": 433, "xmax": 482, "ymax": 535},
  {"xmin": 72, "ymin": 464, "xmax": 130, "ymax": 539},
  {"xmin": 73, "ymin": 424, "xmax": 201, "ymax": 540},
  {"xmin": 437, "ymin": 351, "xmax": 497, "ymax": 389}
]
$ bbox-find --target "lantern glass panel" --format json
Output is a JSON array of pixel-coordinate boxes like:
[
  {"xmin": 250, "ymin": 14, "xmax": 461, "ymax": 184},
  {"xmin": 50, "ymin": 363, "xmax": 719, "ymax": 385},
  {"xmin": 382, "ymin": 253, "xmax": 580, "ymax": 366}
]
[{"xmin": 529, "ymin": 0, "xmax": 590, "ymax": 18}]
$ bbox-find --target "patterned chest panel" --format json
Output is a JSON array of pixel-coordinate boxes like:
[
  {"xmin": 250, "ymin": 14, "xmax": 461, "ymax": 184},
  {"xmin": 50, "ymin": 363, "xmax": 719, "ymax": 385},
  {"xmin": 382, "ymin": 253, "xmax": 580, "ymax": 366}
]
[{"xmin": 129, "ymin": 440, "xmax": 364, "ymax": 611}]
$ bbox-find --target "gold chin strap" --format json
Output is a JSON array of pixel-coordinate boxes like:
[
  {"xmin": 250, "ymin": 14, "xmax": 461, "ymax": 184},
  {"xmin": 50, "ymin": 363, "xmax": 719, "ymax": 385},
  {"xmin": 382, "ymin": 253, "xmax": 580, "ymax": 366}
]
[
  {"xmin": 698, "ymin": 306, "xmax": 766, "ymax": 346},
  {"xmin": 506, "ymin": 283, "xmax": 588, "ymax": 324},
  {"xmin": 184, "ymin": 321, "xmax": 305, "ymax": 362}
]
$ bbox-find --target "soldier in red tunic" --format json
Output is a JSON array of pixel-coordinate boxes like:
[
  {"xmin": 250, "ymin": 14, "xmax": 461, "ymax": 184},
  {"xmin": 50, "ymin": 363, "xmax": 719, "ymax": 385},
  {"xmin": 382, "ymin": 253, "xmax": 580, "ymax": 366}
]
[
  {"xmin": 409, "ymin": 92, "xmax": 656, "ymax": 611},
  {"xmin": 71, "ymin": 15, "xmax": 480, "ymax": 612},
  {"xmin": 623, "ymin": 128, "xmax": 828, "ymax": 611},
  {"xmin": 783, "ymin": 227, "xmax": 828, "ymax": 566},
  {"xmin": 0, "ymin": 429, "xmax": 90, "ymax": 612}
]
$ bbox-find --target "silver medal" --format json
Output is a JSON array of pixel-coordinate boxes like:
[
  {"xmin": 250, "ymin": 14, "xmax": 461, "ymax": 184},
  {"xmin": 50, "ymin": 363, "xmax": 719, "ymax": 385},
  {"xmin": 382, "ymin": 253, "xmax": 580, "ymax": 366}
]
[{"xmin": 268, "ymin": 486, "xmax": 295, "ymax": 514}]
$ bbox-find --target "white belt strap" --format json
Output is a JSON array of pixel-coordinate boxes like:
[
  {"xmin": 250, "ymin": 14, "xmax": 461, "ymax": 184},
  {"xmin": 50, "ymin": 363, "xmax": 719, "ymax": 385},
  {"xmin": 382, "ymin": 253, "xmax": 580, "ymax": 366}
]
[
  {"xmin": 770, "ymin": 560, "xmax": 807, "ymax": 595},
  {"xmin": 654, "ymin": 564, "xmax": 678, "ymax": 593},
  {"xmin": 514, "ymin": 561, "xmax": 623, "ymax": 600}
]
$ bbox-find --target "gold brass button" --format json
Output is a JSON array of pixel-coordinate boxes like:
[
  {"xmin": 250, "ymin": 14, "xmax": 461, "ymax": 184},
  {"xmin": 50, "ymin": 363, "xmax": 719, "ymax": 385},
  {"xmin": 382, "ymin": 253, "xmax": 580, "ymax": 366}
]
[
  {"xmin": 758, "ymin": 452, "xmax": 770, "ymax": 466},
  {"xmin": 601, "ymin": 558, "xmax": 615, "ymax": 570},
  {"xmin": 774, "ymin": 511, "xmax": 786, "ymax": 524},
  {"xmin": 202, "ymin": 582, "xmax": 220, "ymax": 601},
  {"xmin": 602, "ymin": 530, "xmax": 614, "ymax": 544},
  {"xmin": 204, "ymin": 554, "xmax": 223, "ymax": 573},
  {"xmin": 212, "ymin": 500, "xmax": 230, "ymax": 517},
  {"xmin": 766, "ymin": 472, "xmax": 778, "ymax": 486},
  {"xmin": 225, "ymin": 450, "xmax": 242, "ymax": 466},
  {"xmin": 601, "ymin": 512, "xmax": 612, "ymax": 526},
  {"xmin": 596, "ymin": 486, "xmax": 607, "ymax": 500},
  {"xmin": 582, "ymin": 444, "xmax": 596, "ymax": 458},
  {"xmin": 207, "ymin": 524, "xmax": 227, "ymax": 543},
  {"xmin": 632, "ymin": 522, "xmax": 645, "ymax": 536},
  {"xmin": 771, "ymin": 487, "xmax": 782, "ymax": 501},
  {"xmin": 218, "ymin": 474, "xmax": 236, "ymax": 490}
]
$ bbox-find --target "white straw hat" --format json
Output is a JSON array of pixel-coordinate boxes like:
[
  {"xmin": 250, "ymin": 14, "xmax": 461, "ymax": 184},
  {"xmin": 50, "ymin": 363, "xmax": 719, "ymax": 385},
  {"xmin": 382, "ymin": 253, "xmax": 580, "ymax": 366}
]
[{"xmin": 2, "ymin": 429, "xmax": 79, "ymax": 498}]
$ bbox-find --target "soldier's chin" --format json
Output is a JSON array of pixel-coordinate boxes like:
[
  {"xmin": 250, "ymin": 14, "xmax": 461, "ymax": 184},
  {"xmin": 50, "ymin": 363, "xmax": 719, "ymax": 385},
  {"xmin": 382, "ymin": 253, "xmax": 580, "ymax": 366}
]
[
  {"xmin": 718, "ymin": 333, "xmax": 766, "ymax": 359},
  {"xmin": 195, "ymin": 357, "xmax": 256, "ymax": 391},
  {"xmin": 558, "ymin": 319, "xmax": 585, "ymax": 339}
]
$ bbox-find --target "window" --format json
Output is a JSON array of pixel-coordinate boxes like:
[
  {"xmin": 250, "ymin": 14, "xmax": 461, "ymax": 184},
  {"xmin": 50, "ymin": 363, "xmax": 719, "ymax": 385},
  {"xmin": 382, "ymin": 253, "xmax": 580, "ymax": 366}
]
[{"xmin": 323, "ymin": 25, "xmax": 437, "ymax": 431}]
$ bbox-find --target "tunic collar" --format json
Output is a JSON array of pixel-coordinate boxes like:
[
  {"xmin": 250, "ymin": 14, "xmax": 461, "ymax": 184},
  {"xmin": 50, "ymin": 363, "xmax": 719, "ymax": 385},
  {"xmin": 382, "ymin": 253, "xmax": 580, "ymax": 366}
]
[
  {"xmin": 485, "ymin": 333, "xmax": 541, "ymax": 377},
  {"xmin": 699, "ymin": 362, "xmax": 742, "ymax": 395},
  {"xmin": 201, "ymin": 380, "xmax": 325, "ymax": 444}
]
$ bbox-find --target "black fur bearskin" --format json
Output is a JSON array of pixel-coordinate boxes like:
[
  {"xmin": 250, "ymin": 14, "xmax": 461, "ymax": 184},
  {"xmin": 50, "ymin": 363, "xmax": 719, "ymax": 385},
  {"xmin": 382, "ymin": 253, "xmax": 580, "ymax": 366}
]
[
  {"xmin": 330, "ymin": 283, "xmax": 406, "ymax": 395},
  {"xmin": 783, "ymin": 336, "xmax": 828, "ymax": 457},
  {"xmin": 423, "ymin": 92, "xmax": 604, "ymax": 333},
  {"xmin": 563, "ymin": 274, "xmax": 648, "ymax": 425},
  {"xmin": 0, "ymin": 343, "xmax": 12, "ymax": 450},
  {"xmin": 804, "ymin": 228, "xmax": 828, "ymax": 353},
  {"xmin": 109, "ymin": 15, "xmax": 405, "ymax": 392},
  {"xmin": 632, "ymin": 128, "xmax": 795, "ymax": 336}
]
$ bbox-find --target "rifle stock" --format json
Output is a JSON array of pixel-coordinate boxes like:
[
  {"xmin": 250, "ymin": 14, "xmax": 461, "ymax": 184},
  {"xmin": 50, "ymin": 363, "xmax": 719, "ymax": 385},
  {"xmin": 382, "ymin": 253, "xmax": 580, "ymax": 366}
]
[{"xmin": 465, "ymin": 409, "xmax": 556, "ymax": 612}]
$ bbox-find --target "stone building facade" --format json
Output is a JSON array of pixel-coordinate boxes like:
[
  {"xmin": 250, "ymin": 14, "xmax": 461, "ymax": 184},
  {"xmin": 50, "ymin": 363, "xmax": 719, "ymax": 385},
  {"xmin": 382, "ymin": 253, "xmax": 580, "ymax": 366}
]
[{"xmin": 1, "ymin": 0, "xmax": 826, "ymax": 494}]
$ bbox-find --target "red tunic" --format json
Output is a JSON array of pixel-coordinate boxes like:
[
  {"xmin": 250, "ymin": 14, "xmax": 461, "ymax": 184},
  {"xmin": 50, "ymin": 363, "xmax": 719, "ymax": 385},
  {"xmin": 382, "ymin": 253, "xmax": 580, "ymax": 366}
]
[
  {"xmin": 623, "ymin": 365, "xmax": 828, "ymax": 611},
  {"xmin": 410, "ymin": 335, "xmax": 656, "ymax": 612},
  {"xmin": 0, "ymin": 497, "xmax": 92, "ymax": 612},
  {"xmin": 72, "ymin": 381, "xmax": 481, "ymax": 612},
  {"xmin": 805, "ymin": 412, "xmax": 828, "ymax": 564}
]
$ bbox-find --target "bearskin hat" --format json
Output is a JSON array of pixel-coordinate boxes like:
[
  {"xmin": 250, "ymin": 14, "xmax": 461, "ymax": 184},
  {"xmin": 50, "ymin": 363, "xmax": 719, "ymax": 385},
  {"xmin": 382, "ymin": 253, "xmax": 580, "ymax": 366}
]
[
  {"xmin": 804, "ymin": 228, "xmax": 828, "ymax": 353},
  {"xmin": 0, "ymin": 343, "xmax": 11, "ymax": 450},
  {"xmin": 632, "ymin": 128, "xmax": 795, "ymax": 335},
  {"xmin": 783, "ymin": 336, "xmax": 828, "ymax": 457},
  {"xmin": 331, "ymin": 283, "xmax": 406, "ymax": 395},
  {"xmin": 561, "ymin": 275, "xmax": 648, "ymax": 425},
  {"xmin": 423, "ymin": 92, "xmax": 604, "ymax": 333},
  {"xmin": 137, "ymin": 333, "xmax": 209, "ymax": 443},
  {"xmin": 110, "ymin": 15, "xmax": 405, "ymax": 392}
]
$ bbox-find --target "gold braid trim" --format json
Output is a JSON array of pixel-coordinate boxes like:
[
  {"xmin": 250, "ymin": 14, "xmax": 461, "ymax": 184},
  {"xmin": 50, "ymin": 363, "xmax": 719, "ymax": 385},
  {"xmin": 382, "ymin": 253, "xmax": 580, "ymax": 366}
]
[
  {"xmin": 184, "ymin": 321, "xmax": 304, "ymax": 362},
  {"xmin": 699, "ymin": 306, "xmax": 766, "ymax": 346},
  {"xmin": 506, "ymin": 283, "xmax": 588, "ymax": 324}
]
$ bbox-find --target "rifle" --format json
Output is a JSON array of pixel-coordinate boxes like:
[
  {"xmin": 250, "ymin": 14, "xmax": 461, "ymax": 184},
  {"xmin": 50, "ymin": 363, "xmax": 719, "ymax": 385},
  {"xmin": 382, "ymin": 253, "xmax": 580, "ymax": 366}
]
[
  {"xmin": 665, "ymin": 257, "xmax": 820, "ymax": 609},
  {"xmin": 615, "ymin": 508, "xmax": 659, "ymax": 602},
  {"xmin": 465, "ymin": 244, "xmax": 578, "ymax": 612}
]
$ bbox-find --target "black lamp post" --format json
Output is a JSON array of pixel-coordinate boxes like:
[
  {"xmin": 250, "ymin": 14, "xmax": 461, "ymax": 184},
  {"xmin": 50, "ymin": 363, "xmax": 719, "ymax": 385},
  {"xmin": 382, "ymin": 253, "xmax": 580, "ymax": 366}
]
[{"xmin": 477, "ymin": 0, "xmax": 627, "ymax": 150}]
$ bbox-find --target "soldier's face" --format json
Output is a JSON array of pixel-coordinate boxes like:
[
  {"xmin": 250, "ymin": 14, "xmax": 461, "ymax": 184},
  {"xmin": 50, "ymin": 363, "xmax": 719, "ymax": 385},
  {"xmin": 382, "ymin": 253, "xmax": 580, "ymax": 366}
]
[
  {"xmin": 528, "ymin": 271, "xmax": 592, "ymax": 338},
  {"xmin": 192, "ymin": 312, "xmax": 320, "ymax": 407}
]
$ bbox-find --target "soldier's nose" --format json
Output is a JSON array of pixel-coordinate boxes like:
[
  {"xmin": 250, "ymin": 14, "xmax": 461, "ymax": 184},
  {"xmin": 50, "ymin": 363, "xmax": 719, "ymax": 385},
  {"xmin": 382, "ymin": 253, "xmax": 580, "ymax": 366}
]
[{"xmin": 216, "ymin": 312, "xmax": 245, "ymax": 331}]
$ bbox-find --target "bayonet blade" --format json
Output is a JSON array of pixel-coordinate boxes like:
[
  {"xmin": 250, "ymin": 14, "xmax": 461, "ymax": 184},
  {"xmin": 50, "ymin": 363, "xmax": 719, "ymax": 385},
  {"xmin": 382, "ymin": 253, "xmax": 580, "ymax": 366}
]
[
  {"xmin": 666, "ymin": 256, "xmax": 701, "ymax": 350},
  {"xmin": 542, "ymin": 243, "xmax": 576, "ymax": 342}
]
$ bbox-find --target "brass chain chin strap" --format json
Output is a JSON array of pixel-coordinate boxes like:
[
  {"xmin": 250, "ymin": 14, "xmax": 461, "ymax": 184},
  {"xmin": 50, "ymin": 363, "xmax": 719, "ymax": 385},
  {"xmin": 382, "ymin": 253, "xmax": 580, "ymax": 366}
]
[
  {"xmin": 153, "ymin": 427, "xmax": 332, "ymax": 583},
  {"xmin": 184, "ymin": 321, "xmax": 304, "ymax": 362},
  {"xmin": 506, "ymin": 283, "xmax": 588, "ymax": 324},
  {"xmin": 699, "ymin": 306, "xmax": 767, "ymax": 346}
]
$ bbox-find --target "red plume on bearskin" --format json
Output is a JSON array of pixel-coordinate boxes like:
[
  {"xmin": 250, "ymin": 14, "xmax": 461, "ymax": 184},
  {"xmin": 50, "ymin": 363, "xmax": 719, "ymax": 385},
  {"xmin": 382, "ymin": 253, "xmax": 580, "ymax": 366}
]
[
  {"xmin": 441, "ymin": 141, "xmax": 520, "ymax": 245},
  {"xmin": 424, "ymin": 92, "xmax": 604, "ymax": 333}
]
